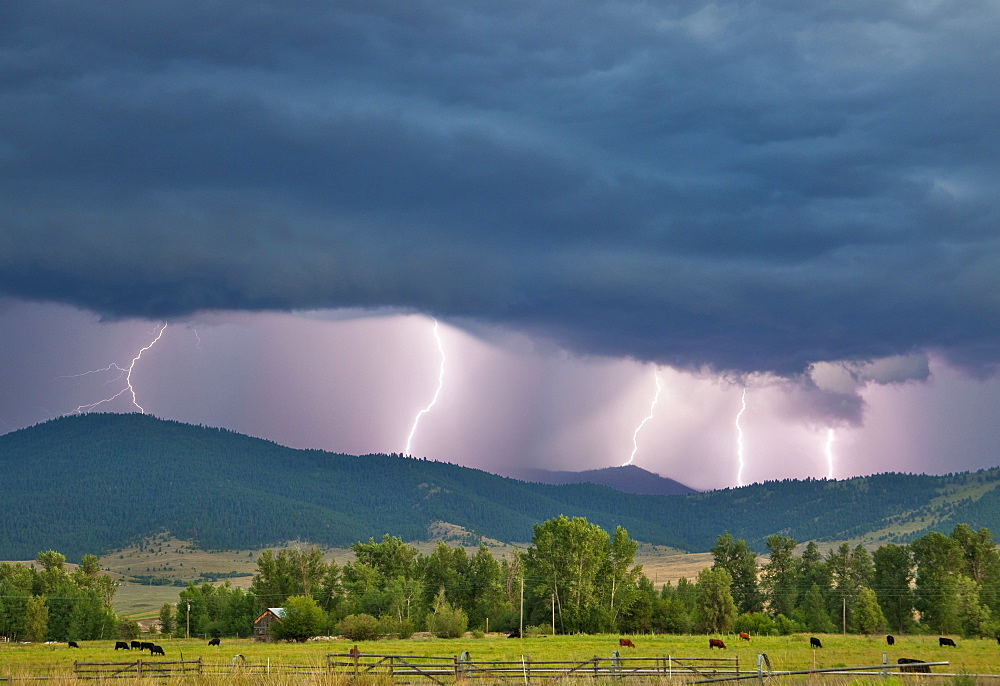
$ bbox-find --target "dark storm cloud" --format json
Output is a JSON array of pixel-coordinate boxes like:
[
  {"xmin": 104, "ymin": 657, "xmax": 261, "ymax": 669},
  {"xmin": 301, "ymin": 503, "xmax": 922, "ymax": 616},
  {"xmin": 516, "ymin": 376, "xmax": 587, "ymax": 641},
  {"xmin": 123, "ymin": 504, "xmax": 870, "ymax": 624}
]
[{"xmin": 3, "ymin": 1, "xmax": 1000, "ymax": 375}]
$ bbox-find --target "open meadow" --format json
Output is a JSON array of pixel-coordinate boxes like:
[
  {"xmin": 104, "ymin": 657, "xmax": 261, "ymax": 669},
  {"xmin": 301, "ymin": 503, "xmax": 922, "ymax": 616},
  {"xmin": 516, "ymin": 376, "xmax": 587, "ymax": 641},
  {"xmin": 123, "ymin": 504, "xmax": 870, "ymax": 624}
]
[{"xmin": 2, "ymin": 633, "xmax": 999, "ymax": 683}]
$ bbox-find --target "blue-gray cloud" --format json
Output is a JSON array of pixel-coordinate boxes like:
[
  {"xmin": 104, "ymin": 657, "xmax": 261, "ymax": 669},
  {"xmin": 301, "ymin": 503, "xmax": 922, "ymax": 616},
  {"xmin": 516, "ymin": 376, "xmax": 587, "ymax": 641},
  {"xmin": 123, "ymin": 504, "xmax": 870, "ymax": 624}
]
[{"xmin": 3, "ymin": 1, "xmax": 1000, "ymax": 375}]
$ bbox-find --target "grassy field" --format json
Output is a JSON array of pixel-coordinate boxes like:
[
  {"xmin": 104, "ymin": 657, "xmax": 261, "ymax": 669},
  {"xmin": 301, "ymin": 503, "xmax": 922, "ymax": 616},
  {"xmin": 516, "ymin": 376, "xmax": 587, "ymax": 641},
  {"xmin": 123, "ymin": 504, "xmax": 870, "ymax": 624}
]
[{"xmin": 2, "ymin": 633, "xmax": 998, "ymax": 682}]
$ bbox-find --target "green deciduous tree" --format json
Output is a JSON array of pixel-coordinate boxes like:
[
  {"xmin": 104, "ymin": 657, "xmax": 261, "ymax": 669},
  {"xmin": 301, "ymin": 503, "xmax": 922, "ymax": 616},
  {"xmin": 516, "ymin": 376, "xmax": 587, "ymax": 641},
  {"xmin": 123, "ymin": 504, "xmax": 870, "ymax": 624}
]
[
  {"xmin": 797, "ymin": 583, "xmax": 835, "ymax": 633},
  {"xmin": 158, "ymin": 604, "xmax": 175, "ymax": 636},
  {"xmin": 524, "ymin": 515, "xmax": 610, "ymax": 633},
  {"xmin": 911, "ymin": 532, "xmax": 963, "ymax": 634},
  {"xmin": 872, "ymin": 543, "xmax": 914, "ymax": 634},
  {"xmin": 851, "ymin": 587, "xmax": 886, "ymax": 635},
  {"xmin": 762, "ymin": 535, "xmax": 798, "ymax": 617},
  {"xmin": 270, "ymin": 595, "xmax": 326, "ymax": 641},
  {"xmin": 693, "ymin": 567, "xmax": 737, "ymax": 634},
  {"xmin": 25, "ymin": 595, "xmax": 48, "ymax": 643},
  {"xmin": 711, "ymin": 532, "xmax": 762, "ymax": 614}
]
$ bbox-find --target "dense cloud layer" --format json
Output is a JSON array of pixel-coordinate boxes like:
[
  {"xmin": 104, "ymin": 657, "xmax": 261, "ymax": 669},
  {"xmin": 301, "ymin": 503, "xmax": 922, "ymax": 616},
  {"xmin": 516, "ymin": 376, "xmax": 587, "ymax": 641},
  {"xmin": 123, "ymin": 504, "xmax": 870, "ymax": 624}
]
[{"xmin": 3, "ymin": 1, "xmax": 1000, "ymax": 375}]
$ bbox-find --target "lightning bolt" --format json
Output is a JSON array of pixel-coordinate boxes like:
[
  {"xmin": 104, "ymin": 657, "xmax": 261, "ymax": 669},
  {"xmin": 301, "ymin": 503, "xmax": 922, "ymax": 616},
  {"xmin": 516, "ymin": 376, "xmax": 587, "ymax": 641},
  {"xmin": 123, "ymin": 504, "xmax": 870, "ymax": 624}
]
[
  {"xmin": 68, "ymin": 323, "xmax": 168, "ymax": 415},
  {"xmin": 623, "ymin": 368, "xmax": 661, "ymax": 466},
  {"xmin": 186, "ymin": 321, "xmax": 202, "ymax": 348},
  {"xmin": 825, "ymin": 428, "xmax": 836, "ymax": 479},
  {"xmin": 404, "ymin": 318, "xmax": 445, "ymax": 456},
  {"xmin": 736, "ymin": 387, "xmax": 747, "ymax": 487}
]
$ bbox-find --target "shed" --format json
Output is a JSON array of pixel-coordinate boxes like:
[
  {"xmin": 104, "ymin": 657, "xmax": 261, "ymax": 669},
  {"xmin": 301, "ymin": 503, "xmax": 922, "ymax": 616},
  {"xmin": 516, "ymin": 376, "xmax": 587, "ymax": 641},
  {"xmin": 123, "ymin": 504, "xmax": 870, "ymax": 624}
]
[{"xmin": 252, "ymin": 607, "xmax": 286, "ymax": 641}]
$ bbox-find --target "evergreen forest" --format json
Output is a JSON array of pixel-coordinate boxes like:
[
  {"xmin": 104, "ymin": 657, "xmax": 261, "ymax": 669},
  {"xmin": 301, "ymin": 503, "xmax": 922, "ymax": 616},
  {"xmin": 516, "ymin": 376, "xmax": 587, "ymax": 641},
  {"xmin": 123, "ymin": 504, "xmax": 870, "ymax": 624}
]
[{"xmin": 4, "ymin": 413, "xmax": 1000, "ymax": 560}]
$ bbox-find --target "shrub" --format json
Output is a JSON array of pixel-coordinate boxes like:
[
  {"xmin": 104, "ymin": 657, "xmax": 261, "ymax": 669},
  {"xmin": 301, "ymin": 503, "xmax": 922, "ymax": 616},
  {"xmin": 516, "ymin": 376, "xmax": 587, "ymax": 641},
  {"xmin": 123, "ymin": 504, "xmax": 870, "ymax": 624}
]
[
  {"xmin": 378, "ymin": 616, "xmax": 415, "ymax": 639},
  {"xmin": 338, "ymin": 614, "xmax": 381, "ymax": 641},
  {"xmin": 428, "ymin": 592, "xmax": 468, "ymax": 639}
]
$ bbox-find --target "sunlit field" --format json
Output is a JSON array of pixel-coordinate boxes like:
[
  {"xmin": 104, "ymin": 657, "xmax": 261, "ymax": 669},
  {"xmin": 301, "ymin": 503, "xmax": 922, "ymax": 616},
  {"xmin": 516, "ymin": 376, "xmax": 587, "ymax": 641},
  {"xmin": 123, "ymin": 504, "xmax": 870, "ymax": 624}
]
[{"xmin": 2, "ymin": 633, "xmax": 999, "ymax": 683}]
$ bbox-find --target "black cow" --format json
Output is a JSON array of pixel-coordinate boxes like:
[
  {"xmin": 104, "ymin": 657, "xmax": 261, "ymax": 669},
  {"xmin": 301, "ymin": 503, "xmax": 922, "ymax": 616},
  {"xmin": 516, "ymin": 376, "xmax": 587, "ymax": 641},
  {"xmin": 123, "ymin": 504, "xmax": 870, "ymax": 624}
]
[
  {"xmin": 508, "ymin": 630, "xmax": 521, "ymax": 639},
  {"xmin": 139, "ymin": 642, "xmax": 154, "ymax": 652},
  {"xmin": 939, "ymin": 637, "xmax": 956, "ymax": 647},
  {"xmin": 886, "ymin": 634, "xmax": 895, "ymax": 646},
  {"xmin": 898, "ymin": 658, "xmax": 931, "ymax": 673},
  {"xmin": 149, "ymin": 645, "xmax": 165, "ymax": 656},
  {"xmin": 115, "ymin": 641, "xmax": 130, "ymax": 650},
  {"xmin": 208, "ymin": 638, "xmax": 221, "ymax": 646},
  {"xmin": 130, "ymin": 641, "xmax": 141, "ymax": 650},
  {"xmin": 810, "ymin": 637, "xmax": 823, "ymax": 648},
  {"xmin": 68, "ymin": 641, "xmax": 79, "ymax": 648}
]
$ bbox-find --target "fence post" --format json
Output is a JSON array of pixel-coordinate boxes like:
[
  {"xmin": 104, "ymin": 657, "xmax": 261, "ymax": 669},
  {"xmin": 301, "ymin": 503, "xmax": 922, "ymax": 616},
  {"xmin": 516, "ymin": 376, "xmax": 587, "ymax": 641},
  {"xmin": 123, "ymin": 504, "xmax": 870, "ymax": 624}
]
[{"xmin": 882, "ymin": 653, "xmax": 888, "ymax": 679}]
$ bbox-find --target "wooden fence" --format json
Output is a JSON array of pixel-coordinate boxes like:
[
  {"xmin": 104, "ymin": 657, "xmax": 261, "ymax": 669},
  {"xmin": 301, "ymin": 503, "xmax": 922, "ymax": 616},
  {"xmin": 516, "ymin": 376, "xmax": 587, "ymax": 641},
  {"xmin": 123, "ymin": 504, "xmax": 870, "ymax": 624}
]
[
  {"xmin": 325, "ymin": 652, "xmax": 740, "ymax": 683},
  {"xmin": 65, "ymin": 652, "xmax": 956, "ymax": 683},
  {"xmin": 74, "ymin": 658, "xmax": 203, "ymax": 679}
]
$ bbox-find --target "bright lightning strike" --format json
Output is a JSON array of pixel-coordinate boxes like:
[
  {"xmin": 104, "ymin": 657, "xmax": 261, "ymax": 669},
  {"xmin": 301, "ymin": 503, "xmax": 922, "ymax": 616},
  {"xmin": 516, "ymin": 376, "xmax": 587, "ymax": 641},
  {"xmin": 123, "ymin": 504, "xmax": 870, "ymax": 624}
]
[
  {"xmin": 736, "ymin": 387, "xmax": 747, "ymax": 487},
  {"xmin": 623, "ymin": 368, "xmax": 661, "ymax": 466},
  {"xmin": 404, "ymin": 319, "xmax": 445, "ymax": 456},
  {"xmin": 70, "ymin": 323, "xmax": 168, "ymax": 415},
  {"xmin": 825, "ymin": 428, "xmax": 836, "ymax": 480}
]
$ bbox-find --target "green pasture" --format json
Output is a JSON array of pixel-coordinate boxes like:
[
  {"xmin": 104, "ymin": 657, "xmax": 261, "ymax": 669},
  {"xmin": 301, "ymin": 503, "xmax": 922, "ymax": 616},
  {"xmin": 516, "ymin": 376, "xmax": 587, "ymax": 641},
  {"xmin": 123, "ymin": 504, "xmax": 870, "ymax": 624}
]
[{"xmin": 1, "ymin": 633, "xmax": 998, "ymax": 681}]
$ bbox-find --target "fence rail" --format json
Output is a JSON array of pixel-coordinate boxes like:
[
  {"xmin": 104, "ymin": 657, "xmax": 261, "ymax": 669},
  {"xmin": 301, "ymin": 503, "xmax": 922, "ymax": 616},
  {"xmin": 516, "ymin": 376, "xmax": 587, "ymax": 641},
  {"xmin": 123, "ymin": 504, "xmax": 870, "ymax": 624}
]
[
  {"xmin": 74, "ymin": 658, "xmax": 203, "ymax": 679},
  {"xmin": 326, "ymin": 653, "xmax": 740, "ymax": 682}
]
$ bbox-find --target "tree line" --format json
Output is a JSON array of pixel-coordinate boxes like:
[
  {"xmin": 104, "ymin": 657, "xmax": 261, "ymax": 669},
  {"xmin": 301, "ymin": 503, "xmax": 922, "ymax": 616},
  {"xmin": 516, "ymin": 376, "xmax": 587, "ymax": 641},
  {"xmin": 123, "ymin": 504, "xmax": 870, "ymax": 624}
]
[
  {"xmin": 163, "ymin": 518, "xmax": 1000, "ymax": 641},
  {"xmin": 0, "ymin": 551, "xmax": 135, "ymax": 642},
  {"xmin": 4, "ymin": 518, "xmax": 1000, "ymax": 642}
]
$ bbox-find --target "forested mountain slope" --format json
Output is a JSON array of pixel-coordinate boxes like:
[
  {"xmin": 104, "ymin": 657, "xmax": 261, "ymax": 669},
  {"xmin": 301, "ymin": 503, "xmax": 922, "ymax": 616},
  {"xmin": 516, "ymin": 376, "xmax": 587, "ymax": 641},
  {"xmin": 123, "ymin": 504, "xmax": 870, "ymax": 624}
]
[{"xmin": 2, "ymin": 413, "xmax": 999, "ymax": 560}]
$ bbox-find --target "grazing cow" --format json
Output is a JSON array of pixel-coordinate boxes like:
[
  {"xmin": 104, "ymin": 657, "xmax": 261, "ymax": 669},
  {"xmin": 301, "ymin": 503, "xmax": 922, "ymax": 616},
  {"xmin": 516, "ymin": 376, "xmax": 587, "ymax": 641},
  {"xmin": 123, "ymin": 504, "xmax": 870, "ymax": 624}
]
[
  {"xmin": 709, "ymin": 638, "xmax": 726, "ymax": 650},
  {"xmin": 349, "ymin": 645, "xmax": 361, "ymax": 658},
  {"xmin": 738, "ymin": 632, "xmax": 750, "ymax": 642},
  {"xmin": 508, "ymin": 630, "xmax": 521, "ymax": 639},
  {"xmin": 149, "ymin": 645, "xmax": 165, "ymax": 657},
  {"xmin": 996, "ymin": 636, "xmax": 1000, "ymax": 645},
  {"xmin": 619, "ymin": 638, "xmax": 636, "ymax": 649},
  {"xmin": 898, "ymin": 658, "xmax": 931, "ymax": 673},
  {"xmin": 115, "ymin": 641, "xmax": 130, "ymax": 650},
  {"xmin": 139, "ymin": 642, "xmax": 153, "ymax": 652},
  {"xmin": 810, "ymin": 637, "xmax": 823, "ymax": 649},
  {"xmin": 68, "ymin": 641, "xmax": 79, "ymax": 648},
  {"xmin": 208, "ymin": 638, "xmax": 221, "ymax": 646},
  {"xmin": 939, "ymin": 637, "xmax": 956, "ymax": 647},
  {"xmin": 130, "ymin": 641, "xmax": 141, "ymax": 650},
  {"xmin": 886, "ymin": 635, "xmax": 895, "ymax": 646}
]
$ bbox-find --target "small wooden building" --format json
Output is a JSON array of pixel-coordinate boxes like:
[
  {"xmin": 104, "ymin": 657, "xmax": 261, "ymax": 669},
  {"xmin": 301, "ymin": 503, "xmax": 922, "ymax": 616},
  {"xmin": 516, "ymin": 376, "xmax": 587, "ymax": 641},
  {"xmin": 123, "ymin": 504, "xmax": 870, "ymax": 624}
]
[{"xmin": 252, "ymin": 607, "xmax": 286, "ymax": 641}]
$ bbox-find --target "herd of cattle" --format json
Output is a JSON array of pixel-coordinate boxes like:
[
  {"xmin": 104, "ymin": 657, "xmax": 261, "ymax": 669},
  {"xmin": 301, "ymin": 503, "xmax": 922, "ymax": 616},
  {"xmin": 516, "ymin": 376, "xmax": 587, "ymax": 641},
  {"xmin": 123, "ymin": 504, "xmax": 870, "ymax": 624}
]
[{"xmin": 66, "ymin": 638, "xmax": 223, "ymax": 655}]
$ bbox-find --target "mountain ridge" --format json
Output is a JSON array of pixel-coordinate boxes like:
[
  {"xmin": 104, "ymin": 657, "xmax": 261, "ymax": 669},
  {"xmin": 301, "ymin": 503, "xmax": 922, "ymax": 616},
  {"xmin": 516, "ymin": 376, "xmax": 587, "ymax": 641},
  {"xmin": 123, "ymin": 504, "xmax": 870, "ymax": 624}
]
[
  {"xmin": 3, "ymin": 413, "xmax": 1000, "ymax": 561},
  {"xmin": 501, "ymin": 465, "xmax": 697, "ymax": 495}
]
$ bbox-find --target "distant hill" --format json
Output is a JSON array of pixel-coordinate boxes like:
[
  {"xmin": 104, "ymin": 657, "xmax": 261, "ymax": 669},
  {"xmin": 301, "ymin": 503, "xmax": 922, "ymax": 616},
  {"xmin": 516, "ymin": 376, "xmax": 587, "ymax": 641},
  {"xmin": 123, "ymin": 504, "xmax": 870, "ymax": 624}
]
[
  {"xmin": 503, "ymin": 465, "xmax": 697, "ymax": 495},
  {"xmin": 3, "ymin": 413, "xmax": 1000, "ymax": 561}
]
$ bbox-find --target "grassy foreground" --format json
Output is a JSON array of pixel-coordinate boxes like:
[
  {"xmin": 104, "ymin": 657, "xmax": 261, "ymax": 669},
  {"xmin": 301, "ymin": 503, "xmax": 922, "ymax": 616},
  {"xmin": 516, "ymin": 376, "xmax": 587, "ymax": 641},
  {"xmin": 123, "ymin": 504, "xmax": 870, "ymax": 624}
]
[{"xmin": 1, "ymin": 633, "xmax": 997, "ymax": 682}]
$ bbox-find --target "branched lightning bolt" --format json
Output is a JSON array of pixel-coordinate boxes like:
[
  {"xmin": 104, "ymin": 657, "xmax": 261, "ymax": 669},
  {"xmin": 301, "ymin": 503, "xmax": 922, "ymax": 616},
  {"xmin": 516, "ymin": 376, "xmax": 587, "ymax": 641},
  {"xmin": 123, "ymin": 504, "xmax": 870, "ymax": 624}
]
[
  {"xmin": 69, "ymin": 323, "xmax": 168, "ymax": 415},
  {"xmin": 825, "ymin": 428, "xmax": 836, "ymax": 480},
  {"xmin": 736, "ymin": 387, "xmax": 747, "ymax": 487},
  {"xmin": 623, "ymin": 368, "xmax": 661, "ymax": 466},
  {"xmin": 404, "ymin": 319, "xmax": 445, "ymax": 456}
]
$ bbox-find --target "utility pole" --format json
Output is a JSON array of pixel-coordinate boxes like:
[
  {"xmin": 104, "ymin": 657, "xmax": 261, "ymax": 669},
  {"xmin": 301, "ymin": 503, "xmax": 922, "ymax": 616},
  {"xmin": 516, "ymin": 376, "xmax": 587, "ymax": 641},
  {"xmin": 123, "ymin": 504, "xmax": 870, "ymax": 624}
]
[
  {"xmin": 519, "ymin": 576, "xmax": 524, "ymax": 639},
  {"xmin": 186, "ymin": 601, "xmax": 191, "ymax": 639}
]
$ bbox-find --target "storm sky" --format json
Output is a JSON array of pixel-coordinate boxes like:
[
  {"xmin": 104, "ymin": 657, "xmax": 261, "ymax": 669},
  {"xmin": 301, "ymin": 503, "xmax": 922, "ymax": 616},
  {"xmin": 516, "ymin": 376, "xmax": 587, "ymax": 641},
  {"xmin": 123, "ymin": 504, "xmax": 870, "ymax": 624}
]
[{"xmin": 3, "ymin": 2, "xmax": 1000, "ymax": 490}]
